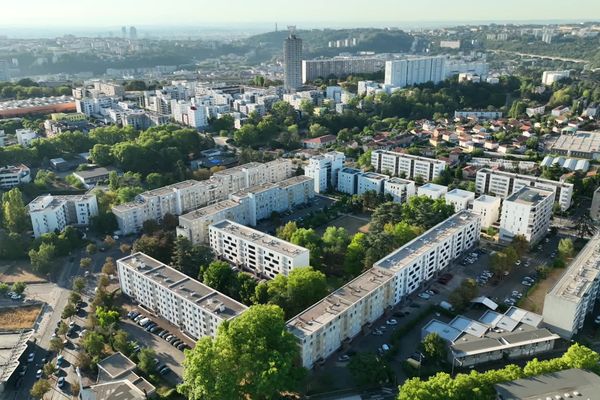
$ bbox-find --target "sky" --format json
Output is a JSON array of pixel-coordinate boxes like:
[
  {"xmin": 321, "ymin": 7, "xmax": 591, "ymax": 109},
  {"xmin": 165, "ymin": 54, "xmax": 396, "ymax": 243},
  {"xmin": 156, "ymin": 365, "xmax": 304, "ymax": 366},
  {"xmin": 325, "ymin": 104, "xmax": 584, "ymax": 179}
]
[{"xmin": 1, "ymin": 0, "xmax": 599, "ymax": 29}]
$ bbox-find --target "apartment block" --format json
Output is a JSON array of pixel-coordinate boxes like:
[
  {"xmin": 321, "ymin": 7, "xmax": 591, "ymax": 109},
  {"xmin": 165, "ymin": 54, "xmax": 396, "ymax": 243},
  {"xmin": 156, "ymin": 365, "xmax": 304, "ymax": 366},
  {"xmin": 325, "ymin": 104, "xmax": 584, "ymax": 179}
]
[
  {"xmin": 302, "ymin": 57, "xmax": 385, "ymax": 84},
  {"xmin": 304, "ymin": 152, "xmax": 345, "ymax": 193},
  {"xmin": 357, "ymin": 172, "xmax": 387, "ymax": 195},
  {"xmin": 29, "ymin": 194, "xmax": 98, "ymax": 238},
  {"xmin": 209, "ymin": 220, "xmax": 310, "ymax": 279},
  {"xmin": 371, "ymin": 150, "xmax": 447, "ymax": 182},
  {"xmin": 475, "ymin": 168, "xmax": 573, "ymax": 211},
  {"xmin": 591, "ymin": 187, "xmax": 600, "ymax": 221},
  {"xmin": 543, "ymin": 233, "xmax": 600, "ymax": 338},
  {"xmin": 472, "ymin": 195, "xmax": 501, "ymax": 228},
  {"xmin": 0, "ymin": 164, "xmax": 31, "ymax": 189},
  {"xmin": 117, "ymin": 253, "xmax": 247, "ymax": 339},
  {"xmin": 384, "ymin": 56, "xmax": 445, "ymax": 88},
  {"xmin": 418, "ymin": 183, "xmax": 448, "ymax": 200},
  {"xmin": 15, "ymin": 129, "xmax": 37, "ymax": 147},
  {"xmin": 336, "ymin": 168, "xmax": 362, "ymax": 195},
  {"xmin": 445, "ymin": 188, "xmax": 475, "ymax": 211},
  {"xmin": 499, "ymin": 187, "xmax": 553, "ymax": 245},
  {"xmin": 383, "ymin": 178, "xmax": 416, "ymax": 204}
]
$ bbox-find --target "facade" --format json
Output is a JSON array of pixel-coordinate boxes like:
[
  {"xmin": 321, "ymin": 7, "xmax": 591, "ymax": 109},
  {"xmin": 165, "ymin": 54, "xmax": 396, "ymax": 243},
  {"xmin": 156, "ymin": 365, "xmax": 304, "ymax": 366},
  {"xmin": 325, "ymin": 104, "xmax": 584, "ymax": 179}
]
[
  {"xmin": 304, "ymin": 151, "xmax": 345, "ymax": 194},
  {"xmin": 499, "ymin": 187, "xmax": 553, "ymax": 244},
  {"xmin": 383, "ymin": 177, "xmax": 416, "ymax": 203},
  {"xmin": 336, "ymin": 167, "xmax": 362, "ymax": 195},
  {"xmin": 418, "ymin": 183, "xmax": 448, "ymax": 200},
  {"xmin": 0, "ymin": 164, "xmax": 31, "ymax": 189},
  {"xmin": 371, "ymin": 150, "xmax": 447, "ymax": 182},
  {"xmin": 542, "ymin": 70, "xmax": 570, "ymax": 85},
  {"xmin": 15, "ymin": 129, "xmax": 37, "ymax": 147},
  {"xmin": 289, "ymin": 211, "xmax": 481, "ymax": 369},
  {"xmin": 543, "ymin": 233, "xmax": 600, "ymax": 338},
  {"xmin": 302, "ymin": 57, "xmax": 385, "ymax": 83},
  {"xmin": 384, "ymin": 56, "xmax": 445, "ymax": 88},
  {"xmin": 591, "ymin": 186, "xmax": 600, "ymax": 221},
  {"xmin": 117, "ymin": 252, "xmax": 247, "ymax": 340},
  {"xmin": 28, "ymin": 194, "xmax": 98, "ymax": 238},
  {"xmin": 284, "ymin": 33, "xmax": 303, "ymax": 91},
  {"xmin": 445, "ymin": 188, "xmax": 475, "ymax": 211},
  {"xmin": 357, "ymin": 172, "xmax": 387, "ymax": 195},
  {"xmin": 443, "ymin": 59, "xmax": 488, "ymax": 79},
  {"xmin": 177, "ymin": 200, "xmax": 249, "ymax": 246},
  {"xmin": 453, "ymin": 110, "xmax": 502, "ymax": 120},
  {"xmin": 472, "ymin": 195, "xmax": 501, "ymax": 228},
  {"xmin": 475, "ymin": 168, "xmax": 574, "ymax": 211},
  {"xmin": 209, "ymin": 220, "xmax": 310, "ymax": 279}
]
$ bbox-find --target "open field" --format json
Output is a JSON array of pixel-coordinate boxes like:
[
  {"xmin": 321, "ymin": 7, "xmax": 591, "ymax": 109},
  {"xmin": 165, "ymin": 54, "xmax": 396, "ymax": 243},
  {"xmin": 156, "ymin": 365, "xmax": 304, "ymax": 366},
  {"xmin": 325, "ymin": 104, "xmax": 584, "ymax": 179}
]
[
  {"xmin": 519, "ymin": 268, "xmax": 565, "ymax": 313},
  {"xmin": 315, "ymin": 214, "xmax": 370, "ymax": 236},
  {"xmin": 0, "ymin": 304, "xmax": 43, "ymax": 330},
  {"xmin": 0, "ymin": 263, "xmax": 46, "ymax": 284}
]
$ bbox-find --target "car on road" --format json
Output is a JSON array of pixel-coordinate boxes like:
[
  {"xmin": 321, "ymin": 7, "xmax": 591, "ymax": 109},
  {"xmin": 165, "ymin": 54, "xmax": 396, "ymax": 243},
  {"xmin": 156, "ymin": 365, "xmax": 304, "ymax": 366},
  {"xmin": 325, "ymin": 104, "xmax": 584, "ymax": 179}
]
[
  {"xmin": 36, "ymin": 369, "xmax": 43, "ymax": 379},
  {"xmin": 18, "ymin": 365, "xmax": 27, "ymax": 376},
  {"xmin": 177, "ymin": 343, "xmax": 187, "ymax": 351},
  {"xmin": 418, "ymin": 292, "xmax": 430, "ymax": 300},
  {"xmin": 27, "ymin": 352, "xmax": 35, "ymax": 363},
  {"xmin": 57, "ymin": 377, "xmax": 65, "ymax": 388},
  {"xmin": 11, "ymin": 294, "xmax": 22, "ymax": 300},
  {"xmin": 372, "ymin": 330, "xmax": 383, "ymax": 336},
  {"xmin": 521, "ymin": 280, "xmax": 533, "ymax": 287},
  {"xmin": 337, "ymin": 355, "xmax": 350, "ymax": 362},
  {"xmin": 159, "ymin": 366, "xmax": 171, "ymax": 375},
  {"xmin": 386, "ymin": 319, "xmax": 398, "ymax": 325}
]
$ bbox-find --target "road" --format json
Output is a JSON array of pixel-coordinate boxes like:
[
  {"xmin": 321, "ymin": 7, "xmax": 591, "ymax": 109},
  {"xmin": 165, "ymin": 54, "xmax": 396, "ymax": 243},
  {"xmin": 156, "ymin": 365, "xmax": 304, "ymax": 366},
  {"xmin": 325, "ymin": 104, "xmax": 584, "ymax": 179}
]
[{"xmin": 489, "ymin": 49, "xmax": 588, "ymax": 64}]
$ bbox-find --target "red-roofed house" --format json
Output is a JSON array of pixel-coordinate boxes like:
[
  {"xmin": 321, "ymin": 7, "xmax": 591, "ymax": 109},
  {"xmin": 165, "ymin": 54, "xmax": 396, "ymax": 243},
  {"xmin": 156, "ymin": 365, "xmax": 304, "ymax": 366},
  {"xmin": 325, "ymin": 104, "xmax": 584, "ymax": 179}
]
[{"xmin": 302, "ymin": 134, "xmax": 337, "ymax": 149}]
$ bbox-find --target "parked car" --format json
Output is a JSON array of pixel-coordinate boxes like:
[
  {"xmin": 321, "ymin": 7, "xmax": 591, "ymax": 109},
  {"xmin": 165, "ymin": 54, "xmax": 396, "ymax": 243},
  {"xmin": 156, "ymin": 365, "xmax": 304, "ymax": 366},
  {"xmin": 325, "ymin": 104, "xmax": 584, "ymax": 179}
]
[
  {"xmin": 57, "ymin": 377, "xmax": 65, "ymax": 388},
  {"xmin": 36, "ymin": 369, "xmax": 43, "ymax": 379},
  {"xmin": 57, "ymin": 355, "xmax": 64, "ymax": 366},
  {"xmin": 521, "ymin": 280, "xmax": 533, "ymax": 287},
  {"xmin": 386, "ymin": 319, "xmax": 398, "ymax": 325},
  {"xmin": 372, "ymin": 330, "xmax": 383, "ymax": 336},
  {"xmin": 27, "ymin": 352, "xmax": 35, "ymax": 363},
  {"xmin": 177, "ymin": 343, "xmax": 187, "ymax": 351},
  {"xmin": 337, "ymin": 354, "xmax": 350, "ymax": 362},
  {"xmin": 418, "ymin": 292, "xmax": 430, "ymax": 300},
  {"xmin": 159, "ymin": 366, "xmax": 171, "ymax": 375},
  {"xmin": 18, "ymin": 365, "xmax": 27, "ymax": 376}
]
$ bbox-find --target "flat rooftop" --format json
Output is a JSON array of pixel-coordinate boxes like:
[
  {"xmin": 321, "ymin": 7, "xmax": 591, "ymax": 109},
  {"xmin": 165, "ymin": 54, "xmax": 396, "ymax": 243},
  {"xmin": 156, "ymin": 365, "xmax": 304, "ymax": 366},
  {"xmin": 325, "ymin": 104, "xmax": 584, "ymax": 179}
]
[
  {"xmin": 446, "ymin": 188, "xmax": 475, "ymax": 199},
  {"xmin": 0, "ymin": 330, "xmax": 34, "ymax": 386},
  {"xmin": 505, "ymin": 187, "xmax": 553, "ymax": 205},
  {"xmin": 477, "ymin": 168, "xmax": 574, "ymax": 189},
  {"xmin": 386, "ymin": 177, "xmax": 414, "ymax": 185},
  {"xmin": 211, "ymin": 220, "xmax": 309, "ymax": 258},
  {"xmin": 179, "ymin": 199, "xmax": 241, "ymax": 221},
  {"xmin": 141, "ymin": 179, "xmax": 201, "ymax": 197},
  {"xmin": 72, "ymin": 167, "xmax": 111, "ymax": 180},
  {"xmin": 287, "ymin": 268, "xmax": 394, "ymax": 338},
  {"xmin": 361, "ymin": 172, "xmax": 387, "ymax": 180},
  {"xmin": 474, "ymin": 194, "xmax": 500, "ymax": 204},
  {"xmin": 549, "ymin": 131, "xmax": 600, "ymax": 154},
  {"xmin": 373, "ymin": 149, "xmax": 446, "ymax": 164},
  {"xmin": 374, "ymin": 211, "xmax": 479, "ymax": 271},
  {"xmin": 547, "ymin": 233, "xmax": 600, "ymax": 303},
  {"xmin": 494, "ymin": 368, "xmax": 600, "ymax": 400},
  {"xmin": 276, "ymin": 175, "xmax": 312, "ymax": 188},
  {"xmin": 419, "ymin": 182, "xmax": 447, "ymax": 192},
  {"xmin": 97, "ymin": 352, "xmax": 135, "ymax": 379},
  {"xmin": 118, "ymin": 252, "xmax": 247, "ymax": 319}
]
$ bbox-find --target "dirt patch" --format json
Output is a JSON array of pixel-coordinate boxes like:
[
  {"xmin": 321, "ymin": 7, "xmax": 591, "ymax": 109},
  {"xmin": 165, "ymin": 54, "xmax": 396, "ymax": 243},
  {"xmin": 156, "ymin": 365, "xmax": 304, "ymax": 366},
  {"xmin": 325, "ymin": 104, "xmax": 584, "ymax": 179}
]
[
  {"xmin": 519, "ymin": 268, "xmax": 565, "ymax": 313},
  {"xmin": 0, "ymin": 304, "xmax": 43, "ymax": 330},
  {"xmin": 0, "ymin": 262, "xmax": 46, "ymax": 284},
  {"xmin": 315, "ymin": 214, "xmax": 371, "ymax": 236}
]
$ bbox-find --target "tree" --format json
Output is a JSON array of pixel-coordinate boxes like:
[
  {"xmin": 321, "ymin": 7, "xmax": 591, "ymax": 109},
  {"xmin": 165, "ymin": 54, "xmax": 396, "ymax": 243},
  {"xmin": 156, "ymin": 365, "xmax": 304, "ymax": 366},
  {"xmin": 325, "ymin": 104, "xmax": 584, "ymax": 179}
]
[
  {"xmin": 276, "ymin": 221, "xmax": 298, "ymax": 241},
  {"xmin": 29, "ymin": 243, "xmax": 56, "ymax": 274},
  {"xmin": 49, "ymin": 337, "xmax": 64, "ymax": 352},
  {"xmin": 448, "ymin": 278, "xmax": 478, "ymax": 311},
  {"xmin": 80, "ymin": 257, "xmax": 92, "ymax": 270},
  {"xmin": 422, "ymin": 333, "xmax": 447, "ymax": 362},
  {"xmin": 43, "ymin": 362, "xmax": 56, "ymax": 377},
  {"xmin": 290, "ymin": 228, "xmax": 322, "ymax": 267},
  {"xmin": 0, "ymin": 283, "xmax": 8, "ymax": 295},
  {"xmin": 73, "ymin": 277, "xmax": 86, "ymax": 293},
  {"xmin": 120, "ymin": 243, "xmax": 132, "ymax": 254},
  {"xmin": 82, "ymin": 331, "xmax": 105, "ymax": 357},
  {"xmin": 11, "ymin": 281, "xmax": 26, "ymax": 295},
  {"xmin": 137, "ymin": 348, "xmax": 157, "ymax": 375},
  {"xmin": 2, "ymin": 188, "xmax": 29, "ymax": 233},
  {"xmin": 574, "ymin": 214, "xmax": 597, "ymax": 239},
  {"xmin": 96, "ymin": 306, "xmax": 120, "ymax": 329},
  {"xmin": 171, "ymin": 236, "xmax": 213, "ymax": 278},
  {"xmin": 112, "ymin": 330, "xmax": 134, "ymax": 355},
  {"xmin": 178, "ymin": 305, "xmax": 304, "ymax": 400},
  {"xmin": 558, "ymin": 238, "xmax": 574, "ymax": 260},
  {"xmin": 101, "ymin": 257, "xmax": 116, "ymax": 275},
  {"xmin": 203, "ymin": 261, "xmax": 236, "ymax": 296},
  {"xmin": 62, "ymin": 303, "xmax": 76, "ymax": 319},
  {"xmin": 344, "ymin": 232, "xmax": 368, "ymax": 277},
  {"xmin": 103, "ymin": 235, "xmax": 116, "ymax": 248},
  {"xmin": 30, "ymin": 379, "xmax": 51, "ymax": 399},
  {"xmin": 347, "ymin": 353, "xmax": 392, "ymax": 388},
  {"xmin": 512, "ymin": 235, "xmax": 528, "ymax": 257},
  {"xmin": 86, "ymin": 243, "xmax": 97, "ymax": 255}
]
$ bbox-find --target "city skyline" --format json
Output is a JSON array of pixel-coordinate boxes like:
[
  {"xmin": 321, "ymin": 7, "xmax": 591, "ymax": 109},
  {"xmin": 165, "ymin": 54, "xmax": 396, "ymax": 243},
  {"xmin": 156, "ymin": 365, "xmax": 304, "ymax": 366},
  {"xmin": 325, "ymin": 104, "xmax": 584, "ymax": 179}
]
[{"xmin": 1, "ymin": 0, "xmax": 599, "ymax": 29}]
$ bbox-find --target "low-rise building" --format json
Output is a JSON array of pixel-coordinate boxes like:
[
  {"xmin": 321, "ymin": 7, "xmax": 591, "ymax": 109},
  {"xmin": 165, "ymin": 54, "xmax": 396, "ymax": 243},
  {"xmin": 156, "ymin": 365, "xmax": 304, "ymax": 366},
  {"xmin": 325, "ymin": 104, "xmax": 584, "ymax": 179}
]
[
  {"xmin": 494, "ymin": 369, "xmax": 600, "ymax": 400},
  {"xmin": 472, "ymin": 195, "xmax": 501, "ymax": 228},
  {"xmin": 547, "ymin": 130, "xmax": 600, "ymax": 160},
  {"xmin": 542, "ymin": 70, "xmax": 570, "ymax": 85},
  {"xmin": 209, "ymin": 220, "xmax": 310, "ymax": 279},
  {"xmin": 302, "ymin": 134, "xmax": 337, "ymax": 149},
  {"xmin": 475, "ymin": 168, "xmax": 573, "ymax": 211},
  {"xmin": 543, "ymin": 233, "xmax": 600, "ymax": 338},
  {"xmin": 383, "ymin": 177, "xmax": 416, "ymax": 203},
  {"xmin": 15, "ymin": 129, "xmax": 37, "ymax": 147},
  {"xmin": 417, "ymin": 183, "xmax": 448, "ymax": 199},
  {"xmin": 371, "ymin": 150, "xmax": 447, "ymax": 182},
  {"xmin": 117, "ymin": 252, "xmax": 247, "ymax": 340},
  {"xmin": 357, "ymin": 172, "xmax": 387, "ymax": 195},
  {"xmin": 499, "ymin": 187, "xmax": 553, "ymax": 245},
  {"xmin": 445, "ymin": 188, "xmax": 475, "ymax": 211},
  {"xmin": 0, "ymin": 164, "xmax": 31, "ymax": 189},
  {"xmin": 28, "ymin": 193, "xmax": 98, "ymax": 238},
  {"xmin": 72, "ymin": 167, "xmax": 112, "ymax": 188}
]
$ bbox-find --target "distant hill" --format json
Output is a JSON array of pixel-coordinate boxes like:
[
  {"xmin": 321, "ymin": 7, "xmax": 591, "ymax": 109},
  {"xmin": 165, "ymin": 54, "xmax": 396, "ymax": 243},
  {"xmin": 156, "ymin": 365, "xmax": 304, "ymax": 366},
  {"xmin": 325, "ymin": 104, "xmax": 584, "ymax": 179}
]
[{"xmin": 243, "ymin": 28, "xmax": 415, "ymax": 60}]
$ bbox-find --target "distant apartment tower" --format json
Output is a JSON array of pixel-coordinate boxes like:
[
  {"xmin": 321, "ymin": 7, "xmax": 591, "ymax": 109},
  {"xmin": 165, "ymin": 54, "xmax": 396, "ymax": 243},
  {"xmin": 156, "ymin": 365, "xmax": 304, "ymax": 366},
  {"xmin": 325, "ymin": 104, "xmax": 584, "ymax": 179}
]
[
  {"xmin": 209, "ymin": 220, "xmax": 310, "ymax": 279},
  {"xmin": 371, "ymin": 150, "xmax": 447, "ymax": 182},
  {"xmin": 499, "ymin": 187, "xmax": 553, "ymax": 245},
  {"xmin": 475, "ymin": 168, "xmax": 573, "ymax": 211},
  {"xmin": 121, "ymin": 26, "xmax": 127, "ymax": 38},
  {"xmin": 129, "ymin": 26, "xmax": 137, "ymax": 40},
  {"xmin": 0, "ymin": 59, "xmax": 9, "ymax": 82},
  {"xmin": 542, "ymin": 70, "xmax": 570, "ymax": 85},
  {"xmin": 384, "ymin": 56, "xmax": 445, "ymax": 88},
  {"xmin": 543, "ymin": 233, "xmax": 600, "ymax": 338},
  {"xmin": 304, "ymin": 151, "xmax": 345, "ymax": 193},
  {"xmin": 28, "ymin": 194, "xmax": 98, "ymax": 238},
  {"xmin": 284, "ymin": 29, "xmax": 303, "ymax": 92}
]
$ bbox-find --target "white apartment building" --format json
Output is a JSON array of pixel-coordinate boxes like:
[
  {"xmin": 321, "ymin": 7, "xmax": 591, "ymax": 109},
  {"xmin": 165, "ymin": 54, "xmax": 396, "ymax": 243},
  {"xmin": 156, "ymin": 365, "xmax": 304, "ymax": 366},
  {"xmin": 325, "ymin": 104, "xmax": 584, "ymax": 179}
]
[
  {"xmin": 177, "ymin": 176, "xmax": 315, "ymax": 245},
  {"xmin": 444, "ymin": 59, "xmax": 489, "ymax": 79},
  {"xmin": 357, "ymin": 172, "xmax": 387, "ymax": 195},
  {"xmin": 445, "ymin": 188, "xmax": 475, "ymax": 211},
  {"xmin": 289, "ymin": 211, "xmax": 481, "ymax": 368},
  {"xmin": 15, "ymin": 129, "xmax": 37, "ymax": 147},
  {"xmin": 542, "ymin": 70, "xmax": 570, "ymax": 85},
  {"xmin": 302, "ymin": 57, "xmax": 385, "ymax": 84},
  {"xmin": 209, "ymin": 220, "xmax": 310, "ymax": 279},
  {"xmin": 499, "ymin": 187, "xmax": 553, "ymax": 245},
  {"xmin": 475, "ymin": 168, "xmax": 573, "ymax": 211},
  {"xmin": 117, "ymin": 253, "xmax": 247, "ymax": 340},
  {"xmin": 418, "ymin": 183, "xmax": 448, "ymax": 200},
  {"xmin": 371, "ymin": 150, "xmax": 447, "ymax": 182},
  {"xmin": 384, "ymin": 56, "xmax": 445, "ymax": 88},
  {"xmin": 454, "ymin": 110, "xmax": 502, "ymax": 120},
  {"xmin": 0, "ymin": 164, "xmax": 31, "ymax": 189},
  {"xmin": 304, "ymin": 152, "xmax": 345, "ymax": 194},
  {"xmin": 336, "ymin": 168, "xmax": 362, "ymax": 195},
  {"xmin": 114, "ymin": 160, "xmax": 294, "ymax": 234},
  {"xmin": 543, "ymin": 233, "xmax": 600, "ymax": 338},
  {"xmin": 28, "ymin": 194, "xmax": 98, "ymax": 238},
  {"xmin": 171, "ymin": 99, "xmax": 208, "ymax": 128},
  {"xmin": 75, "ymin": 96, "xmax": 119, "ymax": 117},
  {"xmin": 383, "ymin": 178, "xmax": 416, "ymax": 203},
  {"xmin": 472, "ymin": 195, "xmax": 501, "ymax": 228}
]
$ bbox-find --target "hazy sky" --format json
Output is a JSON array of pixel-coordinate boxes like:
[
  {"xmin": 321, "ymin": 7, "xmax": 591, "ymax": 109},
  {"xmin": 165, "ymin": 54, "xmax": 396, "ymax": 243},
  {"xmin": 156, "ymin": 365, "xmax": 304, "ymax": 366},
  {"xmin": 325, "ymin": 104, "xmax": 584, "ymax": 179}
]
[{"xmin": 1, "ymin": 0, "xmax": 599, "ymax": 28}]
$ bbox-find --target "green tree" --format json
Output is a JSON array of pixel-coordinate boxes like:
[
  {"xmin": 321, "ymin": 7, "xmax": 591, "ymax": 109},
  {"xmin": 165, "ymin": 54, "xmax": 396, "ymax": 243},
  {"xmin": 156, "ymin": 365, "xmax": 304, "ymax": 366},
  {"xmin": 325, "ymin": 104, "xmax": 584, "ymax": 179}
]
[
  {"xmin": 86, "ymin": 243, "xmax": 97, "ymax": 255},
  {"xmin": 558, "ymin": 238, "xmax": 574, "ymax": 260},
  {"xmin": 49, "ymin": 337, "xmax": 64, "ymax": 352},
  {"xmin": 202, "ymin": 261, "xmax": 236, "ymax": 296},
  {"xmin": 137, "ymin": 348, "xmax": 157, "ymax": 375},
  {"xmin": 80, "ymin": 257, "xmax": 92, "ymax": 270},
  {"xmin": 112, "ymin": 330, "xmax": 134, "ymax": 356},
  {"xmin": 344, "ymin": 232, "xmax": 368, "ymax": 277},
  {"xmin": 61, "ymin": 303, "xmax": 76, "ymax": 319},
  {"xmin": 178, "ymin": 305, "xmax": 304, "ymax": 400},
  {"xmin": 422, "ymin": 332, "xmax": 447, "ymax": 362},
  {"xmin": 30, "ymin": 378, "xmax": 51, "ymax": 399},
  {"xmin": 11, "ymin": 281, "xmax": 26, "ymax": 294},
  {"xmin": 82, "ymin": 331, "xmax": 105, "ymax": 357},
  {"xmin": 1, "ymin": 188, "xmax": 29, "ymax": 233},
  {"xmin": 96, "ymin": 306, "xmax": 120, "ymax": 329},
  {"xmin": 101, "ymin": 257, "xmax": 116, "ymax": 275},
  {"xmin": 347, "ymin": 353, "xmax": 392, "ymax": 388},
  {"xmin": 73, "ymin": 277, "xmax": 86, "ymax": 293},
  {"xmin": 275, "ymin": 221, "xmax": 298, "ymax": 241},
  {"xmin": 28, "ymin": 243, "xmax": 56, "ymax": 274},
  {"xmin": 42, "ymin": 362, "xmax": 56, "ymax": 377},
  {"xmin": 448, "ymin": 278, "xmax": 478, "ymax": 311},
  {"xmin": 0, "ymin": 282, "xmax": 9, "ymax": 295},
  {"xmin": 171, "ymin": 236, "xmax": 213, "ymax": 278}
]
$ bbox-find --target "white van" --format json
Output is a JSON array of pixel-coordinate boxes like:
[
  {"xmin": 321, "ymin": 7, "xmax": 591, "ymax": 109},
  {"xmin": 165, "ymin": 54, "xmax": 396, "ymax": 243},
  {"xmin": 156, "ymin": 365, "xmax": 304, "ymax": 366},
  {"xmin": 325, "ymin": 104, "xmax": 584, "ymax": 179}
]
[{"xmin": 139, "ymin": 318, "xmax": 150, "ymax": 327}]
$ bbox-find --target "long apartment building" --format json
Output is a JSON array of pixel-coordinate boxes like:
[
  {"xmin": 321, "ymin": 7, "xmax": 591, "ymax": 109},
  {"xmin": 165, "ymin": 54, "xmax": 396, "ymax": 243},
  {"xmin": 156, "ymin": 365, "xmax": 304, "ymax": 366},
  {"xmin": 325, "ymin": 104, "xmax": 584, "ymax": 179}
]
[
  {"xmin": 117, "ymin": 252, "xmax": 247, "ymax": 339},
  {"xmin": 288, "ymin": 211, "xmax": 481, "ymax": 368},
  {"xmin": 29, "ymin": 194, "xmax": 98, "ymax": 238},
  {"xmin": 209, "ymin": 220, "xmax": 310, "ymax": 279},
  {"xmin": 302, "ymin": 57, "xmax": 385, "ymax": 84},
  {"xmin": 304, "ymin": 152, "xmax": 345, "ymax": 194},
  {"xmin": 499, "ymin": 187, "xmax": 553, "ymax": 245},
  {"xmin": 0, "ymin": 164, "xmax": 31, "ymax": 189},
  {"xmin": 370, "ymin": 150, "xmax": 447, "ymax": 182},
  {"xmin": 543, "ymin": 233, "xmax": 600, "ymax": 338},
  {"xmin": 475, "ymin": 168, "xmax": 573, "ymax": 211},
  {"xmin": 177, "ymin": 175, "xmax": 315, "ymax": 244},
  {"xmin": 113, "ymin": 159, "xmax": 293, "ymax": 234}
]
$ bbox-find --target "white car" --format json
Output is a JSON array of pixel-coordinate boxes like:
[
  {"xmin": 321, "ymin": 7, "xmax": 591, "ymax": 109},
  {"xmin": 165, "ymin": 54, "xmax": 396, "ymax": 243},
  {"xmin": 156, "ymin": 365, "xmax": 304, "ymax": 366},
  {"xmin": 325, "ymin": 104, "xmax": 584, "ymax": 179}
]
[
  {"xmin": 386, "ymin": 319, "xmax": 398, "ymax": 325},
  {"xmin": 515, "ymin": 260, "xmax": 521, "ymax": 266},
  {"xmin": 27, "ymin": 352, "xmax": 35, "ymax": 363},
  {"xmin": 418, "ymin": 293, "xmax": 431, "ymax": 300},
  {"xmin": 521, "ymin": 281, "xmax": 533, "ymax": 287},
  {"xmin": 372, "ymin": 330, "xmax": 383, "ymax": 336}
]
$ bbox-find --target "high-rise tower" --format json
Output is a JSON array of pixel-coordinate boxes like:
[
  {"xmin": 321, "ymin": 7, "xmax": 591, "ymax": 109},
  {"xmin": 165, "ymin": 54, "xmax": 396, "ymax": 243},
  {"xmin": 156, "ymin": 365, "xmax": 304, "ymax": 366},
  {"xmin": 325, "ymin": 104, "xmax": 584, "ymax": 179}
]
[{"xmin": 283, "ymin": 26, "xmax": 302, "ymax": 92}]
